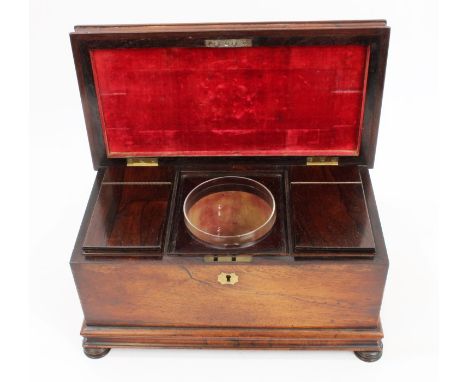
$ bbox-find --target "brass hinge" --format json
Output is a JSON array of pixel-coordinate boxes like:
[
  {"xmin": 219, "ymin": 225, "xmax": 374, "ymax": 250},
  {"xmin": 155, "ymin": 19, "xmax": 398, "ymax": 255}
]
[
  {"xmin": 126, "ymin": 157, "xmax": 159, "ymax": 167},
  {"xmin": 306, "ymin": 156, "xmax": 339, "ymax": 166}
]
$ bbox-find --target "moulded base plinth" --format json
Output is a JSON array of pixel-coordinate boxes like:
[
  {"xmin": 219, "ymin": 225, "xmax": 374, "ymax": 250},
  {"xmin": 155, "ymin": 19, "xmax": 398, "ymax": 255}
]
[{"xmin": 80, "ymin": 320, "xmax": 384, "ymax": 361}]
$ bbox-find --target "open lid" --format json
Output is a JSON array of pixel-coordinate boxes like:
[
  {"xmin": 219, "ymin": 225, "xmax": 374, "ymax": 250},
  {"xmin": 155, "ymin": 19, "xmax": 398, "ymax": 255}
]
[{"xmin": 71, "ymin": 21, "xmax": 389, "ymax": 169}]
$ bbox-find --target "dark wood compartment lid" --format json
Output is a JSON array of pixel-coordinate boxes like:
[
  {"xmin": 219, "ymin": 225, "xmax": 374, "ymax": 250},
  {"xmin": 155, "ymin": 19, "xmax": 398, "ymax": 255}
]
[
  {"xmin": 289, "ymin": 166, "xmax": 375, "ymax": 257},
  {"xmin": 82, "ymin": 167, "xmax": 174, "ymax": 256},
  {"xmin": 70, "ymin": 20, "xmax": 389, "ymax": 169}
]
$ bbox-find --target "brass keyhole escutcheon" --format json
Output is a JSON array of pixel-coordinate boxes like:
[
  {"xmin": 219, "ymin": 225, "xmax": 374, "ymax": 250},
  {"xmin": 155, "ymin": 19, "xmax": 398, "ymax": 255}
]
[{"xmin": 217, "ymin": 272, "xmax": 238, "ymax": 285}]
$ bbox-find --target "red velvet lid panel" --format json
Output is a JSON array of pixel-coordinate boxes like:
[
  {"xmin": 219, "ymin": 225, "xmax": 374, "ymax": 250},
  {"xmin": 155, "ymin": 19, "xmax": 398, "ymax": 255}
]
[{"xmin": 90, "ymin": 45, "xmax": 370, "ymax": 157}]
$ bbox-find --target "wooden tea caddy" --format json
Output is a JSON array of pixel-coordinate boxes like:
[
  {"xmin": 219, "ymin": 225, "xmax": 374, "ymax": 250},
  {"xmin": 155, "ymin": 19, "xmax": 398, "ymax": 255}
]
[{"xmin": 70, "ymin": 20, "xmax": 390, "ymax": 361}]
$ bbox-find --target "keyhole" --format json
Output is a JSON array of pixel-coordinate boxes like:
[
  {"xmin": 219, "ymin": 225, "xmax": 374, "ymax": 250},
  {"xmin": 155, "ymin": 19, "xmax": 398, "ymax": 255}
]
[{"xmin": 217, "ymin": 272, "xmax": 237, "ymax": 285}]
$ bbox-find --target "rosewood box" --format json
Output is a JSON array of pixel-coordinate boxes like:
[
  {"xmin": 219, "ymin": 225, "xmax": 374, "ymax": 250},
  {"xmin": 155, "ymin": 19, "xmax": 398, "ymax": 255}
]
[{"xmin": 70, "ymin": 20, "xmax": 390, "ymax": 361}]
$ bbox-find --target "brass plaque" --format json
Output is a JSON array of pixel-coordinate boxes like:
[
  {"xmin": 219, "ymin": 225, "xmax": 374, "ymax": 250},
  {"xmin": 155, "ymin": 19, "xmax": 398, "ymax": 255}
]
[{"xmin": 205, "ymin": 38, "xmax": 252, "ymax": 48}]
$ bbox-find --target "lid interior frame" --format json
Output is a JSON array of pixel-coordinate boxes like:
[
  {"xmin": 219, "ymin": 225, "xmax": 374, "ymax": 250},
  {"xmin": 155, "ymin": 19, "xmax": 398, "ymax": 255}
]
[{"xmin": 70, "ymin": 21, "xmax": 389, "ymax": 169}]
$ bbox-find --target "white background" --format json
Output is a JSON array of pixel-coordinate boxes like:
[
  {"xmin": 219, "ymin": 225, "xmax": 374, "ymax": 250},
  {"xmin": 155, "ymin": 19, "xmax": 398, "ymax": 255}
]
[{"xmin": 1, "ymin": 0, "xmax": 465, "ymax": 381}]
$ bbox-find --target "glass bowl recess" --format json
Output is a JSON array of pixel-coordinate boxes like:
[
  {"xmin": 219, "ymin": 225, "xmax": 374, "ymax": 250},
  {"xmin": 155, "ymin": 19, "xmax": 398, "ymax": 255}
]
[{"xmin": 183, "ymin": 176, "xmax": 276, "ymax": 248}]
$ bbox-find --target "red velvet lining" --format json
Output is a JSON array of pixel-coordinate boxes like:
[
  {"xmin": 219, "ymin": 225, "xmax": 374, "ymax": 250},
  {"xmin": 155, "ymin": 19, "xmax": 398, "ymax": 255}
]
[{"xmin": 90, "ymin": 45, "xmax": 369, "ymax": 157}]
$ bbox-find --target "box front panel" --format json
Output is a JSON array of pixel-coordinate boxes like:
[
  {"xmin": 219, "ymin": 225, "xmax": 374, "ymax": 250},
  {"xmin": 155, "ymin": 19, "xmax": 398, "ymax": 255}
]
[{"xmin": 73, "ymin": 259, "xmax": 386, "ymax": 328}]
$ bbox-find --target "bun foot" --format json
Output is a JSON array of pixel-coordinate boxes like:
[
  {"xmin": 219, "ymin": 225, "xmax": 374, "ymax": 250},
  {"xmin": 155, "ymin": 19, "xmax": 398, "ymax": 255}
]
[
  {"xmin": 83, "ymin": 347, "xmax": 111, "ymax": 359},
  {"xmin": 354, "ymin": 348, "xmax": 383, "ymax": 362}
]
